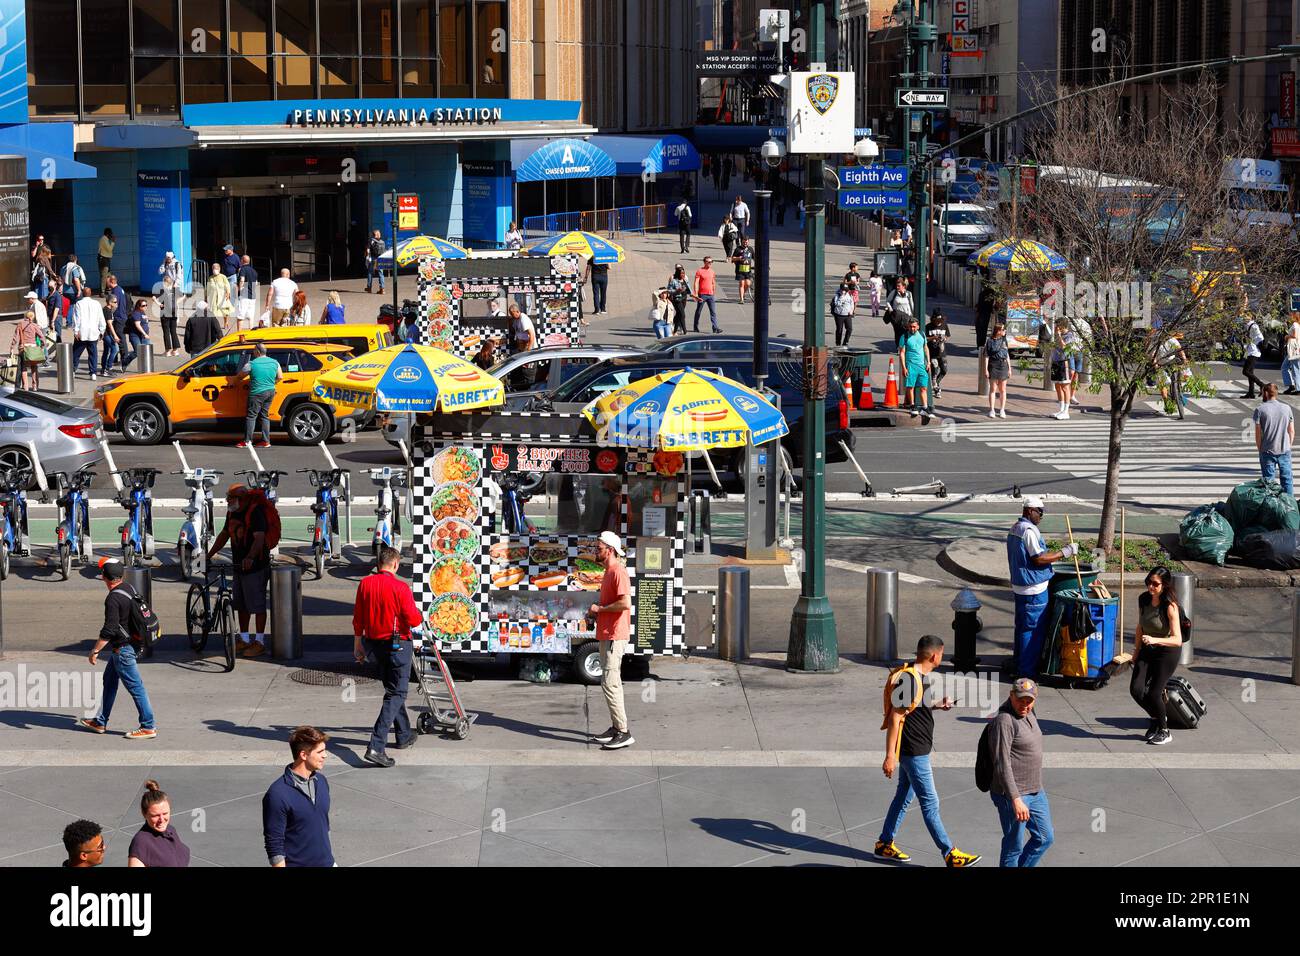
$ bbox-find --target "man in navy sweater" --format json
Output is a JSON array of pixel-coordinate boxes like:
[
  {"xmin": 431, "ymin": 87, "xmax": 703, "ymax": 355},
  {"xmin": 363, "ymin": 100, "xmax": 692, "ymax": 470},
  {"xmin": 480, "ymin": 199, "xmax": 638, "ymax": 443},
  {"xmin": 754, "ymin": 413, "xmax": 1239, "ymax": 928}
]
[{"xmin": 263, "ymin": 726, "xmax": 334, "ymax": 867}]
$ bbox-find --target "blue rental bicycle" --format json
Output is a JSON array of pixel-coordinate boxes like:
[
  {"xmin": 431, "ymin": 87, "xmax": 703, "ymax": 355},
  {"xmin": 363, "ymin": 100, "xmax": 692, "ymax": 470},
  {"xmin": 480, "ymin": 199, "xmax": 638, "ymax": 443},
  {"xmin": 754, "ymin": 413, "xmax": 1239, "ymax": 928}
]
[
  {"xmin": 52, "ymin": 468, "xmax": 96, "ymax": 581},
  {"xmin": 299, "ymin": 467, "xmax": 349, "ymax": 580},
  {"xmin": 114, "ymin": 468, "xmax": 160, "ymax": 568},
  {"xmin": 237, "ymin": 469, "xmax": 287, "ymax": 557},
  {"xmin": 0, "ymin": 465, "xmax": 33, "ymax": 580},
  {"xmin": 365, "ymin": 467, "xmax": 406, "ymax": 562}
]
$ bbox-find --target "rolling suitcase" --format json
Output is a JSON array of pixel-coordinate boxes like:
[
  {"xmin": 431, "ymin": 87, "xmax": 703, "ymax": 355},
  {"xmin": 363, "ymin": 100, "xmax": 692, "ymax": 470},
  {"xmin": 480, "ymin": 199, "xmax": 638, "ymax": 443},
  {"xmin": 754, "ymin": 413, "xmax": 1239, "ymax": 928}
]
[{"xmin": 1164, "ymin": 675, "xmax": 1207, "ymax": 730}]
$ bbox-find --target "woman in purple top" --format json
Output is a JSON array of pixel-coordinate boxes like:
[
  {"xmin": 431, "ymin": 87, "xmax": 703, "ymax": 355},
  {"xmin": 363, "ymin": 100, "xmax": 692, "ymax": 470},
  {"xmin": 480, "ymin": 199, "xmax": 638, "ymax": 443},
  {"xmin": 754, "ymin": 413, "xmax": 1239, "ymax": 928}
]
[{"xmin": 127, "ymin": 779, "xmax": 191, "ymax": 867}]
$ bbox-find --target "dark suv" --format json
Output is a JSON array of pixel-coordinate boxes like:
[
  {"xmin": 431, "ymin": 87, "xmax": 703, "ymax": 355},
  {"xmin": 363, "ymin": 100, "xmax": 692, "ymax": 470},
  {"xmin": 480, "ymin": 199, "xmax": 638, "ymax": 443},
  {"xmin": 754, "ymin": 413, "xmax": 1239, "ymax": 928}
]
[{"xmin": 523, "ymin": 352, "xmax": 855, "ymax": 476}]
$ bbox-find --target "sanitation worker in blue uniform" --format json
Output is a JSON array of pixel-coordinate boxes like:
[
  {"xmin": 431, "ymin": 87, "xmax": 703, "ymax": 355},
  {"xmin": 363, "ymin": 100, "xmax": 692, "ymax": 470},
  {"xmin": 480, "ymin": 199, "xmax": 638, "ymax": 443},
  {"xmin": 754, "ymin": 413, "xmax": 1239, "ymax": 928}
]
[{"xmin": 1006, "ymin": 497, "xmax": 1075, "ymax": 676}]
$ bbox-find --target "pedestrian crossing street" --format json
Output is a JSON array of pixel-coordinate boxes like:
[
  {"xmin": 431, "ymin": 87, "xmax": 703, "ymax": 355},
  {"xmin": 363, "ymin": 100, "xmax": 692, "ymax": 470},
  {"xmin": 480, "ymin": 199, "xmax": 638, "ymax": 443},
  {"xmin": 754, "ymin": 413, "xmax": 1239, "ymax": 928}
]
[
  {"xmin": 1136, "ymin": 380, "xmax": 1285, "ymax": 419},
  {"xmin": 939, "ymin": 416, "xmax": 1265, "ymax": 504}
]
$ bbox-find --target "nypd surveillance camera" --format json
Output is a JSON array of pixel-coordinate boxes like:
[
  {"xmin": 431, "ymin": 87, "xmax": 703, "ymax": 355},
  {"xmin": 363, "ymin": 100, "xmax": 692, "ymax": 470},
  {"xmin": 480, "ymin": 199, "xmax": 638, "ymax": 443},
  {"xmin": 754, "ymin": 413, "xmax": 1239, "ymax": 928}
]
[
  {"xmin": 854, "ymin": 138, "xmax": 880, "ymax": 163},
  {"xmin": 761, "ymin": 139, "xmax": 787, "ymax": 168}
]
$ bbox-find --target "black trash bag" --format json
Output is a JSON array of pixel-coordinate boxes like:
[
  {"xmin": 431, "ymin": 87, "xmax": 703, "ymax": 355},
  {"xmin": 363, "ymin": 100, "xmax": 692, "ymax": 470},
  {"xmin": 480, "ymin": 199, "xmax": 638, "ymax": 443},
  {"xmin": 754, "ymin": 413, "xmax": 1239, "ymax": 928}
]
[
  {"xmin": 1224, "ymin": 479, "xmax": 1300, "ymax": 535},
  {"xmin": 1179, "ymin": 504, "xmax": 1234, "ymax": 566},
  {"xmin": 1235, "ymin": 530, "xmax": 1300, "ymax": 571}
]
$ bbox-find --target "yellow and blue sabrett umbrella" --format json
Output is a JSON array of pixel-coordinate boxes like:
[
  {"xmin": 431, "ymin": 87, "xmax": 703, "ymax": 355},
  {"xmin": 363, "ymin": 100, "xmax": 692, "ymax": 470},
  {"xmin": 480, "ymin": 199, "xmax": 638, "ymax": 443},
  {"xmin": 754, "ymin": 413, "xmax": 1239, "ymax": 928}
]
[
  {"xmin": 525, "ymin": 231, "xmax": 626, "ymax": 264},
  {"xmin": 377, "ymin": 235, "xmax": 469, "ymax": 267},
  {"xmin": 313, "ymin": 344, "xmax": 503, "ymax": 413},
  {"xmin": 968, "ymin": 238, "xmax": 1068, "ymax": 271},
  {"xmin": 582, "ymin": 368, "xmax": 788, "ymax": 451}
]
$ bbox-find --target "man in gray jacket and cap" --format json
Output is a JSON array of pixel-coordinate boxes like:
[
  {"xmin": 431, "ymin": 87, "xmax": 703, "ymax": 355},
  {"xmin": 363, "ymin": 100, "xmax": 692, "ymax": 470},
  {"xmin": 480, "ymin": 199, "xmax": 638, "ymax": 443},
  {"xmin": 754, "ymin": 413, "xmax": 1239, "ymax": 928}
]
[{"xmin": 986, "ymin": 677, "xmax": 1053, "ymax": 867}]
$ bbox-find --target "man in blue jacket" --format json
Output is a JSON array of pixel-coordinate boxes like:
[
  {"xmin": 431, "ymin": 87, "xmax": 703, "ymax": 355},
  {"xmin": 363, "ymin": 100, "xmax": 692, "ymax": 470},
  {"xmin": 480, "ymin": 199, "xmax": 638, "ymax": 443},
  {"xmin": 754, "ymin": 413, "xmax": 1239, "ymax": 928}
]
[
  {"xmin": 1006, "ymin": 497, "xmax": 1075, "ymax": 677},
  {"xmin": 263, "ymin": 726, "xmax": 334, "ymax": 867}
]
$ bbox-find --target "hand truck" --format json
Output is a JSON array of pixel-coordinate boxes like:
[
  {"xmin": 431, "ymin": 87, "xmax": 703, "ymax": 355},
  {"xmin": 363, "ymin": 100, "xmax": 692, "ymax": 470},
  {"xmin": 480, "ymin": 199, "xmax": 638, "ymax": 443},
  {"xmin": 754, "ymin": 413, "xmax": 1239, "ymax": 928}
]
[{"xmin": 412, "ymin": 637, "xmax": 476, "ymax": 740}]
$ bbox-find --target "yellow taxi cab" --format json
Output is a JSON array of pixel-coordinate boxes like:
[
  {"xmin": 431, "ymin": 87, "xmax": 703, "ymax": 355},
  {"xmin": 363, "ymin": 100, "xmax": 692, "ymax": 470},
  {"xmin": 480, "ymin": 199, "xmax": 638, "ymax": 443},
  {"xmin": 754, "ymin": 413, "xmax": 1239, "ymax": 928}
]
[
  {"xmin": 95, "ymin": 341, "xmax": 363, "ymax": 445},
  {"xmin": 213, "ymin": 324, "xmax": 394, "ymax": 357}
]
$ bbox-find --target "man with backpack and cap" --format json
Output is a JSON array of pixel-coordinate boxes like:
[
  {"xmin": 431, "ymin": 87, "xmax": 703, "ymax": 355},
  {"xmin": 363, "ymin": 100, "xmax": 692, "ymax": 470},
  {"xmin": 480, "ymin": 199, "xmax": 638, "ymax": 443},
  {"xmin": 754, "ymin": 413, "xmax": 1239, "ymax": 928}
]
[
  {"xmin": 1007, "ymin": 497, "xmax": 1077, "ymax": 677},
  {"xmin": 207, "ymin": 484, "xmax": 280, "ymax": 658},
  {"xmin": 976, "ymin": 677, "xmax": 1052, "ymax": 867},
  {"xmin": 875, "ymin": 634, "xmax": 982, "ymax": 867},
  {"xmin": 78, "ymin": 558, "xmax": 158, "ymax": 740}
]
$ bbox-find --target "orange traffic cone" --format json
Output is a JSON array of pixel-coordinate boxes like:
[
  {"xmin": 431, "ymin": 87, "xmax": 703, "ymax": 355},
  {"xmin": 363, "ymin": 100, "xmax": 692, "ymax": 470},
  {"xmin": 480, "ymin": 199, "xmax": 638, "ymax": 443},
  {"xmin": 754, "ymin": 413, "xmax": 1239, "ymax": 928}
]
[
  {"xmin": 883, "ymin": 358, "xmax": 900, "ymax": 408},
  {"xmin": 859, "ymin": 365, "xmax": 875, "ymax": 409},
  {"xmin": 843, "ymin": 369, "xmax": 855, "ymax": 410}
]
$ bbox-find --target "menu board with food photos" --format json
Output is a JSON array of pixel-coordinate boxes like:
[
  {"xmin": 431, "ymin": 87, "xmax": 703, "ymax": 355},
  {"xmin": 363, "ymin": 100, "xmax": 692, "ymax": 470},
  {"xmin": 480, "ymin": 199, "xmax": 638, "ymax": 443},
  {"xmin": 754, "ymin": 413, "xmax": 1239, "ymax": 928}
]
[
  {"xmin": 416, "ymin": 257, "xmax": 584, "ymax": 361},
  {"xmin": 414, "ymin": 438, "xmax": 687, "ymax": 658}
]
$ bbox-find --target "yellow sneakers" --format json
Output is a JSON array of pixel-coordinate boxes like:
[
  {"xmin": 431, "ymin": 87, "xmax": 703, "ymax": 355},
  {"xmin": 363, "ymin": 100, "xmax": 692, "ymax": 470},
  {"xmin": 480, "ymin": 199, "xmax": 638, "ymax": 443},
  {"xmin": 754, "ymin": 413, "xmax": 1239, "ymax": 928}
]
[
  {"xmin": 873, "ymin": 841, "xmax": 911, "ymax": 861},
  {"xmin": 945, "ymin": 848, "xmax": 982, "ymax": 868}
]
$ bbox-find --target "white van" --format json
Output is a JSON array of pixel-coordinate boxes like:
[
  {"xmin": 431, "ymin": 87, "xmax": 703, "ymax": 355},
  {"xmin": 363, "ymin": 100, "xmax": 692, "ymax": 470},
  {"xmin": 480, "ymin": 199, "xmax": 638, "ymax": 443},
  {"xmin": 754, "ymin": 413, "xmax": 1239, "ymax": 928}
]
[{"xmin": 934, "ymin": 202, "xmax": 995, "ymax": 258}]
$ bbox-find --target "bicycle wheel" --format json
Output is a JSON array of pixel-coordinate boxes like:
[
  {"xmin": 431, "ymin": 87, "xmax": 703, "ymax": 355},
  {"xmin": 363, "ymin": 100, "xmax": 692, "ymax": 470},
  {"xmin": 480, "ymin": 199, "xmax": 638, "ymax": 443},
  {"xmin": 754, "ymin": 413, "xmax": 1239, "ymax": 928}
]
[
  {"xmin": 0, "ymin": 539, "xmax": 9, "ymax": 580},
  {"xmin": 186, "ymin": 582, "xmax": 210, "ymax": 653},
  {"xmin": 58, "ymin": 543, "xmax": 71, "ymax": 581},
  {"xmin": 123, "ymin": 540, "xmax": 136, "ymax": 569},
  {"xmin": 218, "ymin": 598, "xmax": 237, "ymax": 673},
  {"xmin": 178, "ymin": 542, "xmax": 193, "ymax": 581},
  {"xmin": 314, "ymin": 543, "xmax": 325, "ymax": 581}
]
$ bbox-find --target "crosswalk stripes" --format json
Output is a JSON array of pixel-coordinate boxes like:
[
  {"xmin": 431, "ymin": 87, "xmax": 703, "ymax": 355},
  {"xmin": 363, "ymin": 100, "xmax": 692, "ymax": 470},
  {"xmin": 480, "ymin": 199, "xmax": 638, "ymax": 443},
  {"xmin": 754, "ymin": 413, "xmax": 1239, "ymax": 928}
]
[{"xmin": 935, "ymin": 417, "xmax": 1262, "ymax": 503}]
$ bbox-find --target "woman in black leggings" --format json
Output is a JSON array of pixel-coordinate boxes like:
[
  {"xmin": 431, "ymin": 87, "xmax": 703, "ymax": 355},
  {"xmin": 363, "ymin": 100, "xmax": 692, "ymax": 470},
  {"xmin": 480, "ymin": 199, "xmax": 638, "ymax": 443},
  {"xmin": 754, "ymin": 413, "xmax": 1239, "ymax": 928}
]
[{"xmin": 1129, "ymin": 566, "xmax": 1184, "ymax": 746}]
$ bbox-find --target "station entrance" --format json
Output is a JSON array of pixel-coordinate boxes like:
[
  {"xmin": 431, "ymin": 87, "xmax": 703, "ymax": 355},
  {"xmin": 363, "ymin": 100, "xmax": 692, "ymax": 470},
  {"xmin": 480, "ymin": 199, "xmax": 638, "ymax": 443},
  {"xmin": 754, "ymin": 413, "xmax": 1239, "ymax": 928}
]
[{"xmin": 191, "ymin": 186, "xmax": 365, "ymax": 283}]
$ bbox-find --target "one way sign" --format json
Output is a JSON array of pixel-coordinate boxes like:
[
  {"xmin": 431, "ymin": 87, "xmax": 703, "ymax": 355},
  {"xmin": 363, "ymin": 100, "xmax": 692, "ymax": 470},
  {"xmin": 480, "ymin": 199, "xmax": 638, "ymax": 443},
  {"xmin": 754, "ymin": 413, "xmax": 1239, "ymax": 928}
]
[{"xmin": 895, "ymin": 89, "xmax": 950, "ymax": 109}]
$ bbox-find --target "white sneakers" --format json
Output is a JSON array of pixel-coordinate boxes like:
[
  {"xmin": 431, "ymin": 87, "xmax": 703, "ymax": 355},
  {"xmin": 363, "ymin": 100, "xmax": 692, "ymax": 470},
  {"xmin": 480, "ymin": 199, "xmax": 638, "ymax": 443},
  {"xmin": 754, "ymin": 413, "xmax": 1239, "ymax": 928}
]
[{"xmin": 1052, "ymin": 410, "xmax": 1070, "ymax": 420}]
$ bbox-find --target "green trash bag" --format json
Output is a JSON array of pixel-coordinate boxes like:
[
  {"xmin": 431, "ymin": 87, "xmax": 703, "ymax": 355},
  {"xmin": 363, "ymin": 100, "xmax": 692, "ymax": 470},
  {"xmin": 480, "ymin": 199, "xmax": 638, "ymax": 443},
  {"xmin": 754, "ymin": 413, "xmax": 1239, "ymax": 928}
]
[
  {"xmin": 1224, "ymin": 479, "xmax": 1300, "ymax": 535},
  {"xmin": 1179, "ymin": 504, "xmax": 1234, "ymax": 566}
]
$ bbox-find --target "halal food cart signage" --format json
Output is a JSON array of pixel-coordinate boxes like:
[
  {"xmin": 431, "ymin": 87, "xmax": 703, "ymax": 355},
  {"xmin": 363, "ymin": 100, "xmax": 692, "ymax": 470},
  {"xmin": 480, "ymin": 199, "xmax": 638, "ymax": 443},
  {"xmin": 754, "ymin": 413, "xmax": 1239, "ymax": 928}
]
[
  {"xmin": 457, "ymin": 280, "xmax": 575, "ymax": 299},
  {"xmin": 487, "ymin": 444, "xmax": 625, "ymax": 475}
]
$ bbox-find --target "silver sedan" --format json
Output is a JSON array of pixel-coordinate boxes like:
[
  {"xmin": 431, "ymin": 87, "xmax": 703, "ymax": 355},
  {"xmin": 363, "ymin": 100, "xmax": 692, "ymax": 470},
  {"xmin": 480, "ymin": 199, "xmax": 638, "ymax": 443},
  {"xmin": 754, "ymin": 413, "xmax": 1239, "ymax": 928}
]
[{"xmin": 0, "ymin": 389, "xmax": 104, "ymax": 486}]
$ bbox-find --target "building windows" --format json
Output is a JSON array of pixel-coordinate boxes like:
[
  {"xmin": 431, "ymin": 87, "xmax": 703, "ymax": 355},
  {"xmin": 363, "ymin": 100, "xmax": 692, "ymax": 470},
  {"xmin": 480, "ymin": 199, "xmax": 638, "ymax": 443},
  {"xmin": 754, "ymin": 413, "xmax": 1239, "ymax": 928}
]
[
  {"xmin": 439, "ymin": 0, "xmax": 471, "ymax": 97},
  {"xmin": 135, "ymin": 57, "xmax": 180, "ymax": 116},
  {"xmin": 82, "ymin": 0, "xmax": 130, "ymax": 116},
  {"xmin": 27, "ymin": 0, "xmax": 79, "ymax": 117},
  {"xmin": 35, "ymin": 0, "xmax": 514, "ymax": 118},
  {"xmin": 476, "ymin": 0, "xmax": 507, "ymax": 98}
]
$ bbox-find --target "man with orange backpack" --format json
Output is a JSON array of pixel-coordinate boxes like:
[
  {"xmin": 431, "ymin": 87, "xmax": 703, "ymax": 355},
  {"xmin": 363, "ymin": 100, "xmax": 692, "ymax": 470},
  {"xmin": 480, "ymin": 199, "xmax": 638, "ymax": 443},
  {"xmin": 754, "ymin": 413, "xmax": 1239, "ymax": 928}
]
[
  {"xmin": 875, "ymin": 634, "xmax": 982, "ymax": 867},
  {"xmin": 207, "ymin": 484, "xmax": 280, "ymax": 658}
]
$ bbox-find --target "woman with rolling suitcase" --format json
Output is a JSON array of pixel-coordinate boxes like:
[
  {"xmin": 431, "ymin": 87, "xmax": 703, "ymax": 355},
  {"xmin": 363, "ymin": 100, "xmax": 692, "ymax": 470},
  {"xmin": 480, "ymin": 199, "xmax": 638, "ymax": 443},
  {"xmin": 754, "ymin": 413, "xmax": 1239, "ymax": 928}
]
[{"xmin": 1129, "ymin": 567, "xmax": 1185, "ymax": 746}]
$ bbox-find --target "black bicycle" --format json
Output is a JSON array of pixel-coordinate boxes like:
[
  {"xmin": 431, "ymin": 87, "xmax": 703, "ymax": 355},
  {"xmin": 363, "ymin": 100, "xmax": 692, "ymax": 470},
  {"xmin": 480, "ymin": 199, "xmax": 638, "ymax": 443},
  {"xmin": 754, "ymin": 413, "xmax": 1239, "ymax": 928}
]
[{"xmin": 185, "ymin": 564, "xmax": 238, "ymax": 673}]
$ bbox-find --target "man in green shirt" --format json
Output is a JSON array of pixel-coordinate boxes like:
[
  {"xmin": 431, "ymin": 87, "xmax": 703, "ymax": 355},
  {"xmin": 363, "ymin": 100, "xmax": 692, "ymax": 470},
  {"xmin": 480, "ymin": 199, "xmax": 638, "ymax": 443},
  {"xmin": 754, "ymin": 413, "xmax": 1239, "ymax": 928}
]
[
  {"xmin": 239, "ymin": 343, "xmax": 281, "ymax": 449},
  {"xmin": 897, "ymin": 317, "xmax": 931, "ymax": 422}
]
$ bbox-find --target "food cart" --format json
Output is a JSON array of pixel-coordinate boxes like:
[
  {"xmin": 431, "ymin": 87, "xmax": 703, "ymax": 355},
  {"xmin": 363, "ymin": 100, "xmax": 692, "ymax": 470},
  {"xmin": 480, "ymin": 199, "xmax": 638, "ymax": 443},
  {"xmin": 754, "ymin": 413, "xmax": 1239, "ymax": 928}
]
[
  {"xmin": 415, "ymin": 255, "xmax": 584, "ymax": 363},
  {"xmin": 410, "ymin": 410, "xmax": 688, "ymax": 684},
  {"xmin": 1003, "ymin": 291, "xmax": 1046, "ymax": 356}
]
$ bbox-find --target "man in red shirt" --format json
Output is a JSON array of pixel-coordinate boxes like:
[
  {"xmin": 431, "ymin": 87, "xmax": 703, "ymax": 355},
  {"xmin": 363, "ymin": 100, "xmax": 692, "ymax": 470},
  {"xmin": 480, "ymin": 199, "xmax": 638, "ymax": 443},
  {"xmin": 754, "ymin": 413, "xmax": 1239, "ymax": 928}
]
[
  {"xmin": 692, "ymin": 256, "xmax": 722, "ymax": 334},
  {"xmin": 588, "ymin": 530, "xmax": 634, "ymax": 750},
  {"xmin": 353, "ymin": 546, "xmax": 423, "ymax": 767}
]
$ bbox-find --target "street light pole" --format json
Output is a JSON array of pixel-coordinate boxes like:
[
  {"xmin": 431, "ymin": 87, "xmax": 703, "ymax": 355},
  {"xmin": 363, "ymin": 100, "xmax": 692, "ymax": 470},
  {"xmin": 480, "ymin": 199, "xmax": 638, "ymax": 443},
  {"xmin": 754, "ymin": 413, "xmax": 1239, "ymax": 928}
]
[
  {"xmin": 787, "ymin": 0, "xmax": 839, "ymax": 674},
  {"xmin": 909, "ymin": 0, "xmax": 934, "ymax": 333},
  {"xmin": 390, "ymin": 189, "xmax": 399, "ymax": 317}
]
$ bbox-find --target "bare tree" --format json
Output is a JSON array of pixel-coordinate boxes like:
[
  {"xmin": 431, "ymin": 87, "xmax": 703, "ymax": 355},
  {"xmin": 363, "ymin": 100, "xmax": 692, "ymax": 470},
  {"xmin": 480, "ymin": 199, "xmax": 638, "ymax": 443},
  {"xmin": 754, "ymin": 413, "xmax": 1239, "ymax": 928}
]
[{"xmin": 979, "ymin": 76, "xmax": 1300, "ymax": 553}]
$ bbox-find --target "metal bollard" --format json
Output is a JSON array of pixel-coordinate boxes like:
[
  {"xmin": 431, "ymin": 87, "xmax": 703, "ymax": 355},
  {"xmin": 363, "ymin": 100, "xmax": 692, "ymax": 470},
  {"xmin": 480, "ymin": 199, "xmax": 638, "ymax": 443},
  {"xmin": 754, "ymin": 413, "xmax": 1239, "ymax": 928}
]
[
  {"xmin": 270, "ymin": 564, "xmax": 304, "ymax": 661},
  {"xmin": 1293, "ymin": 591, "xmax": 1300, "ymax": 686},
  {"xmin": 137, "ymin": 343, "xmax": 154, "ymax": 374},
  {"xmin": 717, "ymin": 566, "xmax": 750, "ymax": 662},
  {"xmin": 1172, "ymin": 572, "xmax": 1195, "ymax": 667},
  {"xmin": 866, "ymin": 568, "xmax": 899, "ymax": 662},
  {"xmin": 123, "ymin": 567, "xmax": 153, "ymax": 657},
  {"xmin": 55, "ymin": 342, "xmax": 74, "ymax": 395}
]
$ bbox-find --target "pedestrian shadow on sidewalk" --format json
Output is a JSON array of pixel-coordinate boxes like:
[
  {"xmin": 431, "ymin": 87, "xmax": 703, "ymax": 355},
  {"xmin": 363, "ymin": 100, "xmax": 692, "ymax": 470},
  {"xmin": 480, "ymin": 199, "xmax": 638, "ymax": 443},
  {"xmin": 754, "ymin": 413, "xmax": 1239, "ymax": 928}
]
[
  {"xmin": 464, "ymin": 708, "xmax": 591, "ymax": 745},
  {"xmin": 0, "ymin": 710, "xmax": 97, "ymax": 732},
  {"xmin": 692, "ymin": 817, "xmax": 882, "ymax": 865}
]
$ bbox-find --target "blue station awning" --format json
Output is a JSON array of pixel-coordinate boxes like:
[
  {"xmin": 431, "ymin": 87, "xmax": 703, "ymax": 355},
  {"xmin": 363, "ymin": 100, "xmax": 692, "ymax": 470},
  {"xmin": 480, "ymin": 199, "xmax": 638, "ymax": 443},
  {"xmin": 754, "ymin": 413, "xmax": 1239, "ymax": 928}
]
[
  {"xmin": 512, "ymin": 138, "xmax": 616, "ymax": 182},
  {"xmin": 589, "ymin": 135, "xmax": 701, "ymax": 175},
  {"xmin": 0, "ymin": 122, "xmax": 98, "ymax": 180}
]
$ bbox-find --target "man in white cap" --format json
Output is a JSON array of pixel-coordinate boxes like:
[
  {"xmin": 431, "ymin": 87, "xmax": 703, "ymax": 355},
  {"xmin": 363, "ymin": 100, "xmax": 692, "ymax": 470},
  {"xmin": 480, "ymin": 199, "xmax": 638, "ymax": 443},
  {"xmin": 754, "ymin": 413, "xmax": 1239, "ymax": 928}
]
[
  {"xmin": 159, "ymin": 251, "xmax": 183, "ymax": 287},
  {"xmin": 22, "ymin": 291, "xmax": 49, "ymax": 332},
  {"xmin": 588, "ymin": 530, "xmax": 634, "ymax": 750},
  {"xmin": 1005, "ymin": 497, "xmax": 1075, "ymax": 677}
]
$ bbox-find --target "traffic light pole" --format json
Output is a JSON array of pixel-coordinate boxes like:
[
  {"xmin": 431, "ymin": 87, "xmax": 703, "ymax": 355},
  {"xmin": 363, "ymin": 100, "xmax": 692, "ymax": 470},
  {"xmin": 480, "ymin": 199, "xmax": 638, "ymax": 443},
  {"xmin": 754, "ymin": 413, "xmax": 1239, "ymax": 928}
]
[
  {"xmin": 787, "ymin": 0, "xmax": 839, "ymax": 674},
  {"xmin": 390, "ymin": 189, "xmax": 400, "ymax": 316}
]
